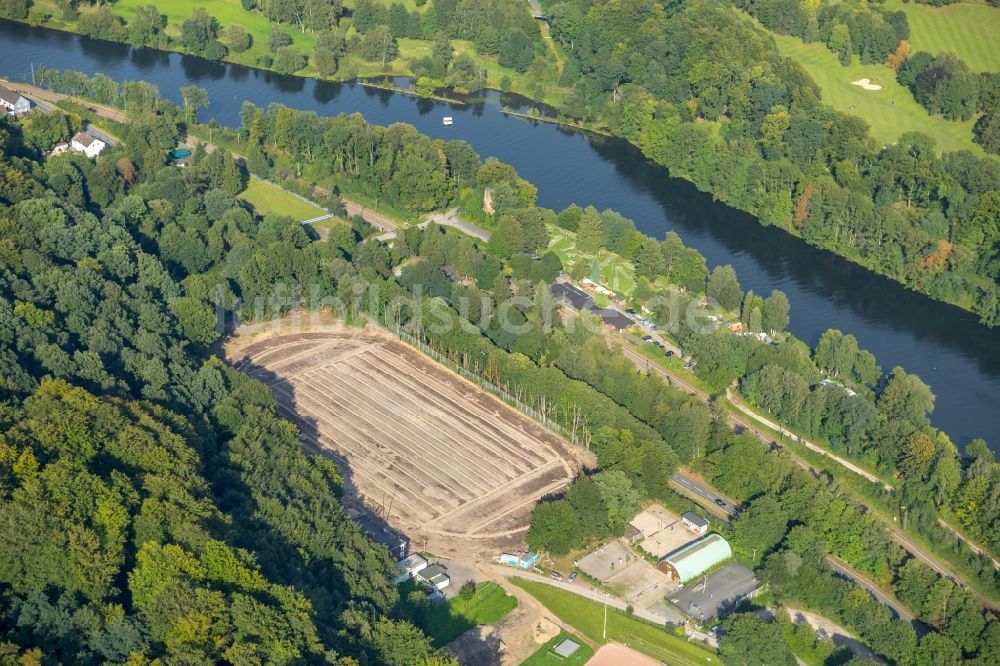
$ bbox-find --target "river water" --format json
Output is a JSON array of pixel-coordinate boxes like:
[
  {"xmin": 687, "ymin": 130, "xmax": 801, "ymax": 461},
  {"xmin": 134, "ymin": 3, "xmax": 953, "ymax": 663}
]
[{"xmin": 2, "ymin": 19, "xmax": 998, "ymax": 450}]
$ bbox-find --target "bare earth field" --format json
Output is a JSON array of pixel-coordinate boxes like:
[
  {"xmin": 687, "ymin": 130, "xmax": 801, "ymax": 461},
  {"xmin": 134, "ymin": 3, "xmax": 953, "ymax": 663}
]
[{"xmin": 225, "ymin": 318, "xmax": 586, "ymax": 556}]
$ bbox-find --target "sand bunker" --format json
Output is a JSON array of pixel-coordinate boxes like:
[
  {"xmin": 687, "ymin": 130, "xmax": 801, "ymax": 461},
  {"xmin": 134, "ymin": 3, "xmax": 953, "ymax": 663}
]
[{"xmin": 851, "ymin": 78, "xmax": 882, "ymax": 91}]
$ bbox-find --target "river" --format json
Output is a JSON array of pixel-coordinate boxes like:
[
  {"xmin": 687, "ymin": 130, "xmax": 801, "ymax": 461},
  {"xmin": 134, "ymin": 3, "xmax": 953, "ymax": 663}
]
[{"xmin": 2, "ymin": 19, "xmax": 998, "ymax": 451}]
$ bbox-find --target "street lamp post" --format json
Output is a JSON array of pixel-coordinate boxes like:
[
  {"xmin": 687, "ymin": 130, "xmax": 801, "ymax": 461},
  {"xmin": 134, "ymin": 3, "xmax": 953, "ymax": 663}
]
[{"xmin": 603, "ymin": 593, "xmax": 609, "ymax": 640}]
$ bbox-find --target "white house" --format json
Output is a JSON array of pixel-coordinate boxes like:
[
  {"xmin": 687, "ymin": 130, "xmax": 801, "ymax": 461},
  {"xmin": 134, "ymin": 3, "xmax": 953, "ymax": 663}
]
[
  {"xmin": 0, "ymin": 84, "xmax": 31, "ymax": 116},
  {"xmin": 416, "ymin": 563, "xmax": 450, "ymax": 591},
  {"xmin": 50, "ymin": 142, "xmax": 70, "ymax": 156},
  {"xmin": 394, "ymin": 553, "xmax": 428, "ymax": 584},
  {"xmin": 71, "ymin": 132, "xmax": 106, "ymax": 158},
  {"xmin": 681, "ymin": 512, "xmax": 709, "ymax": 535}
]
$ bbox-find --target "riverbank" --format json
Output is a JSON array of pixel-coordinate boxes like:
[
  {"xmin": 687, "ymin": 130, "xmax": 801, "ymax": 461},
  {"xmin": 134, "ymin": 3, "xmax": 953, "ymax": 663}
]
[
  {"xmin": 3, "ymin": 17, "xmax": 999, "ymax": 449},
  {"xmin": 7, "ymin": 5, "xmax": 564, "ymax": 108},
  {"xmin": 5, "ymin": 13, "xmax": 997, "ymax": 325}
]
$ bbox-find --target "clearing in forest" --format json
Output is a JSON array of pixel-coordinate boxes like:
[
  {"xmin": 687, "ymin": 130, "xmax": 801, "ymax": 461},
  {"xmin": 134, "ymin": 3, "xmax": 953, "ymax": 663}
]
[
  {"xmin": 238, "ymin": 177, "xmax": 326, "ymax": 221},
  {"xmin": 226, "ymin": 322, "xmax": 585, "ymax": 553}
]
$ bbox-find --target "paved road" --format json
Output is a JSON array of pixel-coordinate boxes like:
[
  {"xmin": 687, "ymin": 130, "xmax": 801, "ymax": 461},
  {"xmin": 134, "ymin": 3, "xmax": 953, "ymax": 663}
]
[
  {"xmin": 12, "ymin": 91, "xmax": 119, "ymax": 147},
  {"xmin": 617, "ymin": 338, "xmax": 1000, "ymax": 610},
  {"xmin": 368, "ymin": 207, "xmax": 491, "ymax": 243},
  {"xmin": 826, "ymin": 555, "xmax": 916, "ymax": 622},
  {"xmin": 423, "ymin": 208, "xmax": 491, "ymax": 241},
  {"xmin": 669, "ymin": 472, "xmax": 737, "ymax": 518}
]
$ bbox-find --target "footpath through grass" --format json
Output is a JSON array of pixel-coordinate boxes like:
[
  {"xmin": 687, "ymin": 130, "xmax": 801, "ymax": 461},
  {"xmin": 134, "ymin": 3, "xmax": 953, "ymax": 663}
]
[
  {"xmin": 522, "ymin": 630, "xmax": 594, "ymax": 666},
  {"xmin": 771, "ymin": 33, "xmax": 982, "ymax": 156},
  {"xmin": 884, "ymin": 0, "xmax": 1000, "ymax": 73},
  {"xmin": 238, "ymin": 177, "xmax": 326, "ymax": 221},
  {"xmin": 399, "ymin": 580, "xmax": 517, "ymax": 647},
  {"xmin": 511, "ymin": 578, "xmax": 720, "ymax": 666}
]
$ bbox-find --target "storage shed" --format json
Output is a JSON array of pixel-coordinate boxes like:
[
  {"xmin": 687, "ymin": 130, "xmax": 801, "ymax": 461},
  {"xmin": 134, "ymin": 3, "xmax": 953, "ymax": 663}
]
[
  {"xmin": 681, "ymin": 512, "xmax": 709, "ymax": 535},
  {"xmin": 657, "ymin": 533, "xmax": 732, "ymax": 583},
  {"xmin": 417, "ymin": 563, "xmax": 451, "ymax": 590}
]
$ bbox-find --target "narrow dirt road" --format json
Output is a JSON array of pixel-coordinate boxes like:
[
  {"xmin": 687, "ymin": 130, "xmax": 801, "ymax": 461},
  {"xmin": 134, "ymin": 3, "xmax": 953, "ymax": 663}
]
[
  {"xmin": 726, "ymin": 388, "xmax": 891, "ymax": 490},
  {"xmin": 826, "ymin": 555, "xmax": 916, "ymax": 622},
  {"xmin": 616, "ymin": 337, "xmax": 998, "ymax": 611}
]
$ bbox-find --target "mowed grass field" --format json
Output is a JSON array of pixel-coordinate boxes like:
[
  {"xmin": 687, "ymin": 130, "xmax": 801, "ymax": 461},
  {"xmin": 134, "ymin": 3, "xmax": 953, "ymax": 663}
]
[
  {"xmin": 511, "ymin": 578, "xmax": 718, "ymax": 666},
  {"xmin": 772, "ymin": 33, "xmax": 982, "ymax": 155},
  {"xmin": 399, "ymin": 580, "xmax": 517, "ymax": 647},
  {"xmin": 885, "ymin": 0, "xmax": 1000, "ymax": 73},
  {"xmin": 238, "ymin": 177, "xmax": 326, "ymax": 220},
  {"xmin": 522, "ymin": 630, "xmax": 594, "ymax": 665},
  {"xmin": 112, "ymin": 0, "xmax": 318, "ymax": 71}
]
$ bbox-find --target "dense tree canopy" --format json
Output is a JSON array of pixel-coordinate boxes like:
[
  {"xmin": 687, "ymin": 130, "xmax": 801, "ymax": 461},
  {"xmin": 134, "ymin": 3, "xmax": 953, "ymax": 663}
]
[{"xmin": 0, "ymin": 103, "xmax": 455, "ymax": 663}]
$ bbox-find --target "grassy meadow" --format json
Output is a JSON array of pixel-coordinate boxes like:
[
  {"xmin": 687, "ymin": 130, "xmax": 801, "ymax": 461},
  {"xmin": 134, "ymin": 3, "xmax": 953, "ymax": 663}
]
[
  {"xmin": 885, "ymin": 0, "xmax": 1000, "ymax": 73},
  {"xmin": 771, "ymin": 33, "xmax": 982, "ymax": 155},
  {"xmin": 397, "ymin": 580, "xmax": 518, "ymax": 647},
  {"xmin": 238, "ymin": 177, "xmax": 327, "ymax": 220},
  {"xmin": 511, "ymin": 578, "xmax": 719, "ymax": 666},
  {"xmin": 28, "ymin": 0, "xmax": 563, "ymax": 105}
]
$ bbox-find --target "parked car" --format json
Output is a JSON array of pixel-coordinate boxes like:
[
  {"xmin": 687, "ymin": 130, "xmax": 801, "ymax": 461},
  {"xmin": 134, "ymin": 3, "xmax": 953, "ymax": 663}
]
[
  {"xmin": 708, "ymin": 625, "xmax": 721, "ymax": 638},
  {"xmin": 568, "ymin": 572, "xmax": 577, "ymax": 583},
  {"xmin": 665, "ymin": 350, "xmax": 674, "ymax": 357},
  {"xmin": 642, "ymin": 335, "xmax": 653, "ymax": 341},
  {"xmin": 550, "ymin": 571, "xmax": 563, "ymax": 581}
]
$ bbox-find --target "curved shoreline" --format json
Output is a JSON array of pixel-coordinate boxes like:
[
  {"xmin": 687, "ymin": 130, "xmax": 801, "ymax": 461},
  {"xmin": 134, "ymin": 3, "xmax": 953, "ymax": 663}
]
[{"xmin": 6, "ymin": 15, "xmax": 990, "ymax": 325}]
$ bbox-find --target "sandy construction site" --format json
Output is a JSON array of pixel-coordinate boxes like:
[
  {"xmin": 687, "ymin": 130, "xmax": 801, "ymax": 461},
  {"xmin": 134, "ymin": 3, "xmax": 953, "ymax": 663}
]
[{"xmin": 225, "ymin": 320, "xmax": 587, "ymax": 555}]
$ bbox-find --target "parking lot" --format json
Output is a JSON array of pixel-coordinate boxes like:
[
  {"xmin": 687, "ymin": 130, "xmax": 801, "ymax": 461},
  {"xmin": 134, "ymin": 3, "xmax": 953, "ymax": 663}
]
[
  {"xmin": 629, "ymin": 504, "xmax": 698, "ymax": 559},
  {"xmin": 606, "ymin": 559, "xmax": 673, "ymax": 602},
  {"xmin": 578, "ymin": 541, "xmax": 635, "ymax": 582},
  {"xmin": 577, "ymin": 538, "xmax": 683, "ymax": 623},
  {"xmin": 668, "ymin": 562, "xmax": 760, "ymax": 623}
]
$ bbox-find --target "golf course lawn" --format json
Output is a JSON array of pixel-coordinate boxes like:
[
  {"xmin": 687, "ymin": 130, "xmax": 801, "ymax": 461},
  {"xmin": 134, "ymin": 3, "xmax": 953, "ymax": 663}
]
[
  {"xmin": 511, "ymin": 578, "xmax": 719, "ymax": 666},
  {"xmin": 58, "ymin": 0, "xmax": 563, "ymax": 106},
  {"xmin": 113, "ymin": 0, "xmax": 318, "ymax": 71},
  {"xmin": 238, "ymin": 178, "xmax": 326, "ymax": 221},
  {"xmin": 884, "ymin": 0, "xmax": 1000, "ymax": 73},
  {"xmin": 772, "ymin": 33, "xmax": 982, "ymax": 156}
]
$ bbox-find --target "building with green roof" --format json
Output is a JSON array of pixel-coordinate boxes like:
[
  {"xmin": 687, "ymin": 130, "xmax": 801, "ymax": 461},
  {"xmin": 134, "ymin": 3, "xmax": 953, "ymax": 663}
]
[{"xmin": 656, "ymin": 533, "xmax": 732, "ymax": 583}]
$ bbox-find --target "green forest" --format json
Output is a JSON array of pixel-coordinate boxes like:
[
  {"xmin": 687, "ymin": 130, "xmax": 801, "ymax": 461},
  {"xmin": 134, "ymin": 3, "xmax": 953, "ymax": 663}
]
[
  {"xmin": 3, "ymin": 0, "xmax": 999, "ymax": 327},
  {"xmin": 0, "ymin": 97, "xmax": 458, "ymax": 663},
  {"xmin": 209, "ymin": 95, "xmax": 1000, "ymax": 663},
  {"xmin": 4, "ymin": 60, "xmax": 1000, "ymax": 662}
]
